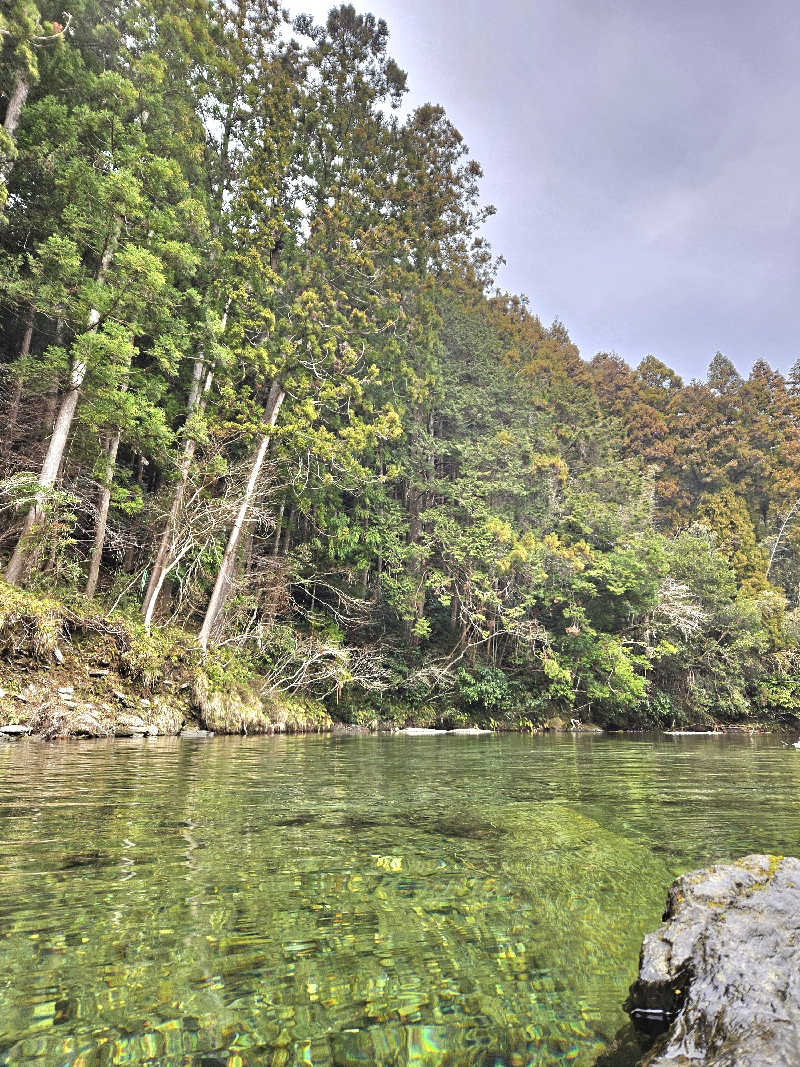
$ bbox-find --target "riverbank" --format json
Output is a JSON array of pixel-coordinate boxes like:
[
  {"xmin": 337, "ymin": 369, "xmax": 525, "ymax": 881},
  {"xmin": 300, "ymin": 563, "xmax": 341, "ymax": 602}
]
[
  {"xmin": 0, "ymin": 583, "xmax": 791, "ymax": 742},
  {"xmin": 0, "ymin": 583, "xmax": 332, "ymax": 739}
]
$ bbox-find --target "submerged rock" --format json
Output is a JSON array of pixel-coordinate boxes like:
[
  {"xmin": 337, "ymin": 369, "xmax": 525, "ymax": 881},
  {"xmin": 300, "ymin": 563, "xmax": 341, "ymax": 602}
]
[{"xmin": 626, "ymin": 854, "xmax": 800, "ymax": 1065}]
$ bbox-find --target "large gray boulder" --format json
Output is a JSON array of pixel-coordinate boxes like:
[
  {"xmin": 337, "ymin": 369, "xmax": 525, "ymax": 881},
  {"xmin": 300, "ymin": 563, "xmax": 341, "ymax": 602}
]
[{"xmin": 626, "ymin": 854, "xmax": 800, "ymax": 1066}]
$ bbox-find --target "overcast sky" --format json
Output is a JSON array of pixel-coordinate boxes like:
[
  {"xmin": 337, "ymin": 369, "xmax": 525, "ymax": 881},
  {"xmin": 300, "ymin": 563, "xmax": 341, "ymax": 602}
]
[{"xmin": 295, "ymin": 0, "xmax": 800, "ymax": 380}]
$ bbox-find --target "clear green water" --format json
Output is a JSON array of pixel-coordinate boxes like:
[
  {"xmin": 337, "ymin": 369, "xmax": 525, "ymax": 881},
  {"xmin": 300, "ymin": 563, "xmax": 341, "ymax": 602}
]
[{"xmin": 1, "ymin": 733, "xmax": 799, "ymax": 1066}]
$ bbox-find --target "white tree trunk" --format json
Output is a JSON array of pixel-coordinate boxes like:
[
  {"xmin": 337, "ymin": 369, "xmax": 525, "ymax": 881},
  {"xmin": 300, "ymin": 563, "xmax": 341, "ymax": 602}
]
[
  {"xmin": 141, "ymin": 357, "xmax": 213, "ymax": 620},
  {"xmin": 4, "ymin": 226, "xmax": 119, "ymax": 585},
  {"xmin": 0, "ymin": 70, "xmax": 30, "ymax": 188},
  {"xmin": 198, "ymin": 381, "xmax": 285, "ymax": 650}
]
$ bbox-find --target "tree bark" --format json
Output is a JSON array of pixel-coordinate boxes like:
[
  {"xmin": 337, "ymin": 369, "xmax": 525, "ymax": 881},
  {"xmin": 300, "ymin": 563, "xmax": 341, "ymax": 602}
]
[
  {"xmin": 84, "ymin": 429, "xmax": 122, "ymax": 598},
  {"xmin": 0, "ymin": 70, "xmax": 30, "ymax": 188},
  {"xmin": 2, "ymin": 308, "xmax": 33, "ymax": 473},
  {"xmin": 198, "ymin": 381, "xmax": 285, "ymax": 650},
  {"xmin": 141, "ymin": 356, "xmax": 213, "ymax": 620},
  {"xmin": 4, "ymin": 225, "xmax": 119, "ymax": 585}
]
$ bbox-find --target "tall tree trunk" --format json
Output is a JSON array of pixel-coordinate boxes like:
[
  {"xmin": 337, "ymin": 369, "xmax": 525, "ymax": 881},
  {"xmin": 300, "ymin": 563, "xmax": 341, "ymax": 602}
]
[
  {"xmin": 281, "ymin": 507, "xmax": 294, "ymax": 555},
  {"xmin": 2, "ymin": 308, "xmax": 33, "ymax": 473},
  {"xmin": 5, "ymin": 225, "xmax": 119, "ymax": 585},
  {"xmin": 141, "ymin": 356, "xmax": 213, "ymax": 619},
  {"xmin": 198, "ymin": 381, "xmax": 285, "ymax": 650},
  {"xmin": 0, "ymin": 70, "xmax": 30, "ymax": 189},
  {"xmin": 84, "ymin": 360, "xmax": 132, "ymax": 598},
  {"xmin": 271, "ymin": 497, "xmax": 286, "ymax": 555},
  {"xmin": 83, "ymin": 429, "xmax": 122, "ymax": 597}
]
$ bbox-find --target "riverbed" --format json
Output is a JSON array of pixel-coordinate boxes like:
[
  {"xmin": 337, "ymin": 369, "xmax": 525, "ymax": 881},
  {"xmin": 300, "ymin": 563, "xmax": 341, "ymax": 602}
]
[{"xmin": 1, "ymin": 733, "xmax": 799, "ymax": 1065}]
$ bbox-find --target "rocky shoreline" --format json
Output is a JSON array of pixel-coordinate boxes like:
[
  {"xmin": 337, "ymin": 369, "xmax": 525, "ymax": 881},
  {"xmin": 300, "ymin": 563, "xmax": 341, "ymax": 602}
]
[
  {"xmin": 1, "ymin": 584, "xmax": 793, "ymax": 742},
  {"xmin": 2, "ymin": 666, "xmax": 790, "ymax": 743},
  {"xmin": 0, "ymin": 674, "xmax": 333, "ymax": 741}
]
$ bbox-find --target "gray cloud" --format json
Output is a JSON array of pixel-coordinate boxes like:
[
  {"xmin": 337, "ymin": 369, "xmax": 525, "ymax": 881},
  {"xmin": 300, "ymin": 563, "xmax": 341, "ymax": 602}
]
[{"xmin": 296, "ymin": 0, "xmax": 800, "ymax": 378}]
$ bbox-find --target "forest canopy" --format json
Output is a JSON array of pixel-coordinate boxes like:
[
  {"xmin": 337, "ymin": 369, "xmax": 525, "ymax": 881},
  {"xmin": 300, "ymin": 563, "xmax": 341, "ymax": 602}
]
[{"xmin": 3, "ymin": 0, "xmax": 800, "ymax": 729}]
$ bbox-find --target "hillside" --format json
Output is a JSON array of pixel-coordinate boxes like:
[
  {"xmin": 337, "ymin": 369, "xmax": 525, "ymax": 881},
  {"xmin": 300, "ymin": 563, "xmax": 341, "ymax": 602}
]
[{"xmin": 3, "ymin": 2, "xmax": 800, "ymax": 731}]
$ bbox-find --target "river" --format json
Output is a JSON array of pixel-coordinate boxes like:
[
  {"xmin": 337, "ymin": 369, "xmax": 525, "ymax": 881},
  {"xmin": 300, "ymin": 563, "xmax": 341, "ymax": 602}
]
[{"xmin": 1, "ymin": 732, "xmax": 799, "ymax": 1065}]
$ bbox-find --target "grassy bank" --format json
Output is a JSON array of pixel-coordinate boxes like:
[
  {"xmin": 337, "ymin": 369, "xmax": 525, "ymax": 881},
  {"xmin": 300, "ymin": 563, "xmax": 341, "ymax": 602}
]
[{"xmin": 0, "ymin": 583, "xmax": 331, "ymax": 739}]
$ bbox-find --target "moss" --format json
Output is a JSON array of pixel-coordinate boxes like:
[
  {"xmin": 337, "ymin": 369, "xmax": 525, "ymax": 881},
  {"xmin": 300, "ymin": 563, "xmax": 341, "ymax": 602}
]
[
  {"xmin": 267, "ymin": 692, "xmax": 332, "ymax": 733},
  {"xmin": 193, "ymin": 662, "xmax": 331, "ymax": 735},
  {"xmin": 116, "ymin": 620, "xmax": 191, "ymax": 690},
  {"xmin": 0, "ymin": 581, "xmax": 64, "ymax": 660},
  {"xmin": 748, "ymin": 854, "xmax": 785, "ymax": 892},
  {"xmin": 768, "ymin": 853, "xmax": 784, "ymax": 877}
]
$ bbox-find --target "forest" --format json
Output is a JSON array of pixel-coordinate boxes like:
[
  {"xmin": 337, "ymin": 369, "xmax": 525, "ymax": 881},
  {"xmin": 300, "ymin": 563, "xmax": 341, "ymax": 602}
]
[{"xmin": 3, "ymin": 0, "xmax": 800, "ymax": 732}]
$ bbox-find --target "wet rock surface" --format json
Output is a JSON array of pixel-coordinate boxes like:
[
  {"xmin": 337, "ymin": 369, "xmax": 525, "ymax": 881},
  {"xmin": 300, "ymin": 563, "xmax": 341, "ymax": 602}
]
[{"xmin": 626, "ymin": 854, "xmax": 800, "ymax": 1066}]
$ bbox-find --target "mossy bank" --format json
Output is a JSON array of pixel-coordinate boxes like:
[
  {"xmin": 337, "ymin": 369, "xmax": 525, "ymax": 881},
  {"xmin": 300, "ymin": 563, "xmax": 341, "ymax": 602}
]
[{"xmin": 0, "ymin": 583, "xmax": 331, "ymax": 740}]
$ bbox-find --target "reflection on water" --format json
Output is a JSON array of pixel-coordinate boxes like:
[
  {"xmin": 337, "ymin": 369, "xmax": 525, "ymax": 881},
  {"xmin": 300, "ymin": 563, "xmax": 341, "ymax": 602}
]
[{"xmin": 1, "ymin": 732, "xmax": 799, "ymax": 1065}]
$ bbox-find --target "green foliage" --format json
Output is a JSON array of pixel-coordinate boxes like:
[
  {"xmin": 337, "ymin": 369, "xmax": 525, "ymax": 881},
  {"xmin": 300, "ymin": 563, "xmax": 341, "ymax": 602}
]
[
  {"xmin": 1, "ymin": 1, "xmax": 798, "ymax": 731},
  {"xmin": 0, "ymin": 579, "xmax": 64, "ymax": 659}
]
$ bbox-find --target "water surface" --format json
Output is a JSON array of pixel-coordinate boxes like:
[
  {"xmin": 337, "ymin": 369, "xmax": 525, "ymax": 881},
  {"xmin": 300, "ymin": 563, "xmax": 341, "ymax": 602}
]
[{"xmin": 1, "ymin": 732, "xmax": 799, "ymax": 1065}]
